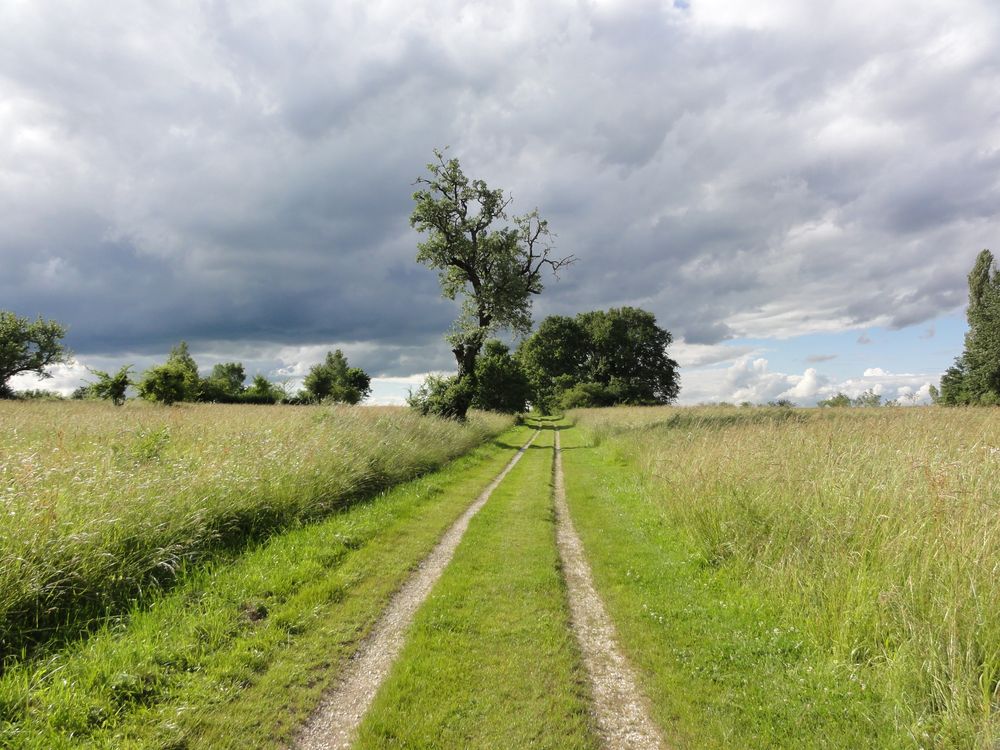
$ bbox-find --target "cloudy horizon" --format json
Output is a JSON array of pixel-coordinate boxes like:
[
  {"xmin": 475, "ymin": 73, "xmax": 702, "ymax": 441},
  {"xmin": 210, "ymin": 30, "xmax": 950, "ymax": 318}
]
[{"xmin": 4, "ymin": 0, "xmax": 998, "ymax": 405}]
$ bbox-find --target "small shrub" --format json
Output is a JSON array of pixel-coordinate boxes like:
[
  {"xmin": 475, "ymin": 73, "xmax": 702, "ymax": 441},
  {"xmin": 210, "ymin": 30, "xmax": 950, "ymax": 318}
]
[
  {"xmin": 129, "ymin": 427, "xmax": 171, "ymax": 463},
  {"xmin": 407, "ymin": 374, "xmax": 476, "ymax": 419},
  {"xmin": 90, "ymin": 365, "xmax": 133, "ymax": 406},
  {"xmin": 558, "ymin": 381, "xmax": 617, "ymax": 409}
]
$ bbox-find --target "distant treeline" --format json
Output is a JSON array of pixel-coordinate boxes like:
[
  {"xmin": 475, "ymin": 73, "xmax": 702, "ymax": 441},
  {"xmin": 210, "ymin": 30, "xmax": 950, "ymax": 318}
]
[
  {"xmin": 0, "ymin": 321, "xmax": 371, "ymax": 406},
  {"xmin": 79, "ymin": 343, "xmax": 373, "ymax": 406},
  {"xmin": 2, "ymin": 305, "xmax": 680, "ymax": 415}
]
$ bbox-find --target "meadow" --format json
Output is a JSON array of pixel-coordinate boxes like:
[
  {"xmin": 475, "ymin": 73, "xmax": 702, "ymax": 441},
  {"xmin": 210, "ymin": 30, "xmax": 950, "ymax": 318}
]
[
  {"xmin": 567, "ymin": 405, "xmax": 1000, "ymax": 747},
  {"xmin": 0, "ymin": 401, "xmax": 512, "ymax": 660},
  {"xmin": 3, "ymin": 400, "xmax": 998, "ymax": 748}
]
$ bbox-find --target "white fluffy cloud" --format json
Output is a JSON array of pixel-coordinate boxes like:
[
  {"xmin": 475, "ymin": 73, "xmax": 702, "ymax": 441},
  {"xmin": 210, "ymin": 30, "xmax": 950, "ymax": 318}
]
[
  {"xmin": 9, "ymin": 360, "xmax": 92, "ymax": 396},
  {"xmin": 679, "ymin": 357, "xmax": 939, "ymax": 405}
]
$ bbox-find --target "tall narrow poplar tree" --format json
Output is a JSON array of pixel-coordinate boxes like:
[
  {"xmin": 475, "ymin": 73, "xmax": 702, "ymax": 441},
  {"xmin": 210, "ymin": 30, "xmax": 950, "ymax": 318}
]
[{"xmin": 940, "ymin": 249, "xmax": 1000, "ymax": 404}]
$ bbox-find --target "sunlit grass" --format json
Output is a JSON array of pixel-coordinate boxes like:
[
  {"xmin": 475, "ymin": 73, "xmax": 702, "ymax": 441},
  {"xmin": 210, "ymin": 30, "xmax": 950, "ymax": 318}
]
[
  {"xmin": 0, "ymin": 423, "xmax": 535, "ymax": 749},
  {"xmin": 356, "ymin": 421, "xmax": 598, "ymax": 749},
  {"xmin": 0, "ymin": 400, "xmax": 512, "ymax": 660},
  {"xmin": 569, "ymin": 405, "xmax": 1000, "ymax": 747}
]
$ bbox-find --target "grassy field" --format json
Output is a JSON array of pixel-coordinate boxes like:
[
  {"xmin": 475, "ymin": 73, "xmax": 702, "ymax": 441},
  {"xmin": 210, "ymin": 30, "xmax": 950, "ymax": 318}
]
[
  {"xmin": 4, "ymin": 400, "xmax": 997, "ymax": 748},
  {"xmin": 565, "ymin": 405, "xmax": 1000, "ymax": 748},
  {"xmin": 0, "ymin": 401, "xmax": 512, "ymax": 660},
  {"xmin": 0, "ymin": 418, "xmax": 532, "ymax": 748}
]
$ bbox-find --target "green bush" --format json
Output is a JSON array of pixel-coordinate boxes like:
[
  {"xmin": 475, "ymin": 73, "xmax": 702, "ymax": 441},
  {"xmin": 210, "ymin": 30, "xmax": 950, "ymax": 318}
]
[
  {"xmin": 303, "ymin": 350, "xmax": 371, "ymax": 404},
  {"xmin": 137, "ymin": 362, "xmax": 193, "ymax": 405},
  {"xmin": 557, "ymin": 381, "xmax": 617, "ymax": 409},
  {"xmin": 471, "ymin": 340, "xmax": 530, "ymax": 413},
  {"xmin": 407, "ymin": 374, "xmax": 476, "ymax": 419},
  {"xmin": 89, "ymin": 365, "xmax": 133, "ymax": 406}
]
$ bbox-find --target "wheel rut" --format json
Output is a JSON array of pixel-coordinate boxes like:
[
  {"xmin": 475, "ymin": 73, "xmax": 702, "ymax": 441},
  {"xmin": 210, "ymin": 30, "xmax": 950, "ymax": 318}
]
[
  {"xmin": 294, "ymin": 429, "xmax": 540, "ymax": 750},
  {"xmin": 553, "ymin": 428, "xmax": 666, "ymax": 750}
]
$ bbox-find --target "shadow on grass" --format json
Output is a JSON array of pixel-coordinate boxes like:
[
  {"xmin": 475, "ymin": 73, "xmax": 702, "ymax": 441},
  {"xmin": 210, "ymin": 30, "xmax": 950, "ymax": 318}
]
[
  {"xmin": 1, "ymin": 479, "xmax": 413, "ymax": 672},
  {"xmin": 492, "ymin": 439, "xmax": 529, "ymax": 450}
]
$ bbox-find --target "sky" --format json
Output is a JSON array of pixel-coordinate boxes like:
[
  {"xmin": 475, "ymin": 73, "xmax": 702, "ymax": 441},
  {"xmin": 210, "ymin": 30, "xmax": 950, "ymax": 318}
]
[{"xmin": 3, "ymin": 0, "xmax": 998, "ymax": 405}]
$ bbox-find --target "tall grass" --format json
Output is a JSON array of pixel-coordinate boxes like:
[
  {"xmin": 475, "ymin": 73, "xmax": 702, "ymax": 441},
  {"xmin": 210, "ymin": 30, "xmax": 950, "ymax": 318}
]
[
  {"xmin": 0, "ymin": 401, "xmax": 511, "ymax": 661},
  {"xmin": 571, "ymin": 405, "xmax": 1000, "ymax": 746}
]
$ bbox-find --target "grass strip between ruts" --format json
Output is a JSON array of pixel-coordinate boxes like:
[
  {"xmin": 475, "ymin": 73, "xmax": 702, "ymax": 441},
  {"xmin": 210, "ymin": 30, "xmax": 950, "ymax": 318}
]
[
  {"xmin": 557, "ymin": 422, "xmax": 887, "ymax": 749},
  {"xmin": 0, "ymin": 425, "xmax": 535, "ymax": 749},
  {"xmin": 355, "ymin": 419, "xmax": 600, "ymax": 750}
]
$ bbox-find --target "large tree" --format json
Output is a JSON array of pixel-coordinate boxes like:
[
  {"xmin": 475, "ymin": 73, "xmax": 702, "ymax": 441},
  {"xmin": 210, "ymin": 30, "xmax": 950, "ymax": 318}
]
[
  {"xmin": 410, "ymin": 149, "xmax": 572, "ymax": 418},
  {"xmin": 940, "ymin": 250, "xmax": 1000, "ymax": 405},
  {"xmin": 578, "ymin": 307, "xmax": 680, "ymax": 405},
  {"xmin": 0, "ymin": 311, "xmax": 70, "ymax": 397},
  {"xmin": 518, "ymin": 307, "xmax": 680, "ymax": 410}
]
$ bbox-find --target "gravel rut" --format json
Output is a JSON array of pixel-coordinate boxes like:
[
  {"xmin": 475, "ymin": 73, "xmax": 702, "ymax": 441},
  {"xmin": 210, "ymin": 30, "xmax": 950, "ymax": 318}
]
[{"xmin": 553, "ymin": 429, "xmax": 666, "ymax": 750}]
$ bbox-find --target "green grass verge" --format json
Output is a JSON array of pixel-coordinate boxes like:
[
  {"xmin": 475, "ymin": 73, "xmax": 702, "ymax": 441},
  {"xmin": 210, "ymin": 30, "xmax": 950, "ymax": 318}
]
[
  {"xmin": 0, "ymin": 425, "xmax": 534, "ymax": 749},
  {"xmin": 569, "ymin": 405, "xmax": 1000, "ymax": 747},
  {"xmin": 0, "ymin": 402, "xmax": 512, "ymax": 659},
  {"xmin": 355, "ymin": 420, "xmax": 599, "ymax": 750},
  {"xmin": 558, "ymin": 423, "xmax": 885, "ymax": 749}
]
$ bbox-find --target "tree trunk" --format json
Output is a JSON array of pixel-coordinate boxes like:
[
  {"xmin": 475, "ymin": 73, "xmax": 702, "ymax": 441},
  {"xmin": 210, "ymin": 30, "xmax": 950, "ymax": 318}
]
[{"xmin": 449, "ymin": 338, "xmax": 483, "ymax": 420}]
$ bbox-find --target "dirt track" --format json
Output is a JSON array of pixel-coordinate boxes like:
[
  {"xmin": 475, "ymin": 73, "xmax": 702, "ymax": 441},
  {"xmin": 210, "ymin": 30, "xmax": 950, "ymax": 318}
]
[
  {"xmin": 296, "ymin": 425, "xmax": 664, "ymax": 749},
  {"xmin": 294, "ymin": 430, "xmax": 539, "ymax": 750}
]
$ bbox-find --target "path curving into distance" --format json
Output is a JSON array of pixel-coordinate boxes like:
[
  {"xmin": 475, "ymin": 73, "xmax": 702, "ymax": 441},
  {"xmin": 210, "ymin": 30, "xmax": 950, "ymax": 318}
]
[
  {"xmin": 553, "ymin": 428, "xmax": 666, "ymax": 750},
  {"xmin": 295, "ymin": 429, "xmax": 540, "ymax": 750}
]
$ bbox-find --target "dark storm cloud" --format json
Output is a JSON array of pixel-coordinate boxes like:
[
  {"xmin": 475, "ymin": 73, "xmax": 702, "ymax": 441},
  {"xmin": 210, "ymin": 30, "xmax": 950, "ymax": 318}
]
[{"xmin": 2, "ymin": 0, "xmax": 998, "ymax": 376}]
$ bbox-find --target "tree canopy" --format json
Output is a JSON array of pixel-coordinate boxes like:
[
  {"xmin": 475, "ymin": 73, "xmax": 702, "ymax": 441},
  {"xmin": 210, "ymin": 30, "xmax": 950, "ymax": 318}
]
[
  {"xmin": 302, "ymin": 350, "xmax": 371, "ymax": 404},
  {"xmin": 940, "ymin": 249, "xmax": 1000, "ymax": 405},
  {"xmin": 0, "ymin": 311, "xmax": 70, "ymax": 397},
  {"xmin": 200, "ymin": 362, "xmax": 247, "ymax": 402},
  {"xmin": 136, "ymin": 362, "xmax": 191, "ymax": 405},
  {"xmin": 471, "ymin": 340, "xmax": 531, "ymax": 413},
  {"xmin": 88, "ymin": 365, "xmax": 133, "ymax": 406},
  {"xmin": 410, "ymin": 149, "xmax": 571, "ymax": 418},
  {"xmin": 518, "ymin": 306, "xmax": 679, "ymax": 412}
]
